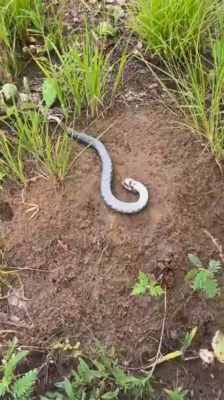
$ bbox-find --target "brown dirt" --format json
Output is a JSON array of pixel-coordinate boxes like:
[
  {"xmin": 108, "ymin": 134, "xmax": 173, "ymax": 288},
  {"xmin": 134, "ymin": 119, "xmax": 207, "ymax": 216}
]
[{"xmin": 1, "ymin": 102, "xmax": 224, "ymax": 398}]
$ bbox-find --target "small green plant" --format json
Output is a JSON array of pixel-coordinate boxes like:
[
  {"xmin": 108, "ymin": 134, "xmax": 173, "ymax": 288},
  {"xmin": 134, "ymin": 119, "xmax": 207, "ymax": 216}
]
[
  {"xmin": 132, "ymin": 271, "xmax": 164, "ymax": 296},
  {"xmin": 181, "ymin": 326, "xmax": 197, "ymax": 353},
  {"xmin": 41, "ymin": 341, "xmax": 151, "ymax": 400},
  {"xmin": 185, "ymin": 254, "xmax": 222, "ymax": 298},
  {"xmin": 0, "ymin": 337, "xmax": 37, "ymax": 399},
  {"xmin": 164, "ymin": 386, "xmax": 188, "ymax": 400}
]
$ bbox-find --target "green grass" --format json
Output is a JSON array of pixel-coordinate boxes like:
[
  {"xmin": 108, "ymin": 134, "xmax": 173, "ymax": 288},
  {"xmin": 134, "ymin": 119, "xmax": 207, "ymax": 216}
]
[
  {"xmin": 0, "ymin": 11, "xmax": 128, "ymax": 184},
  {"xmin": 153, "ymin": 34, "xmax": 224, "ymax": 157},
  {"xmin": 0, "ymin": 0, "xmax": 66, "ymax": 79},
  {"xmin": 0, "ymin": 133, "xmax": 26, "ymax": 184},
  {"xmin": 127, "ymin": 0, "xmax": 224, "ymax": 156},
  {"xmin": 0, "ymin": 108, "xmax": 73, "ymax": 183},
  {"xmin": 35, "ymin": 28, "xmax": 128, "ymax": 118},
  {"xmin": 0, "ymin": 0, "xmax": 45, "ymax": 78},
  {"xmin": 127, "ymin": 0, "xmax": 221, "ymax": 60},
  {"xmin": 0, "ymin": 0, "xmax": 45, "ymax": 39}
]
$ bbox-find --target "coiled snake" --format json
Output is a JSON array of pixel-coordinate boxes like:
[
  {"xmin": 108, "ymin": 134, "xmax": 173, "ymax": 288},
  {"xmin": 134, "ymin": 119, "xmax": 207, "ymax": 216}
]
[{"xmin": 48, "ymin": 115, "xmax": 149, "ymax": 214}]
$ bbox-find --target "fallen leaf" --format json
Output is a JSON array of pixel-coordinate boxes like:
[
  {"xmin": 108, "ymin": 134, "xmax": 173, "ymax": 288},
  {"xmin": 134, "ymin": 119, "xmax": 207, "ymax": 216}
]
[{"xmin": 212, "ymin": 331, "xmax": 224, "ymax": 363}]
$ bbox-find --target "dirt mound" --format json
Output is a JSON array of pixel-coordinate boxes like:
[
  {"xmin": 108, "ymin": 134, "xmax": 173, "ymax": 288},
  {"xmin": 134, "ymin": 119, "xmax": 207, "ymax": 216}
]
[{"xmin": 1, "ymin": 104, "xmax": 224, "ymax": 398}]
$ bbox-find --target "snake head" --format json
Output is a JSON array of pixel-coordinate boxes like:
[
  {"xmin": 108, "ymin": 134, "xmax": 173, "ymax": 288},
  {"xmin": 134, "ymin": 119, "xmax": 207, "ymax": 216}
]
[{"xmin": 122, "ymin": 178, "xmax": 138, "ymax": 193}]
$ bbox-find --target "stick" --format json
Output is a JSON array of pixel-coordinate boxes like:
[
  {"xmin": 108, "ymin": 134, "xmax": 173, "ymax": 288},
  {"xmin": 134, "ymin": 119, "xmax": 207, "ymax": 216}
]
[
  {"xmin": 204, "ymin": 229, "xmax": 224, "ymax": 263},
  {"xmin": 148, "ymin": 288, "xmax": 167, "ymax": 378}
]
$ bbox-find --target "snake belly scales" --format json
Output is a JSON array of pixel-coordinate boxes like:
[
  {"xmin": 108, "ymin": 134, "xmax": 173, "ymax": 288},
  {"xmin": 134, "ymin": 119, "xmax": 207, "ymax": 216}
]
[{"xmin": 49, "ymin": 116, "xmax": 149, "ymax": 214}]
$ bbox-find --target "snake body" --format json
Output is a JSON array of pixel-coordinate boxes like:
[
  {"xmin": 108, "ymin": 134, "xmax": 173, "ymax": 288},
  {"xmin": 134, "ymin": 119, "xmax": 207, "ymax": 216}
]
[{"xmin": 49, "ymin": 116, "xmax": 149, "ymax": 214}]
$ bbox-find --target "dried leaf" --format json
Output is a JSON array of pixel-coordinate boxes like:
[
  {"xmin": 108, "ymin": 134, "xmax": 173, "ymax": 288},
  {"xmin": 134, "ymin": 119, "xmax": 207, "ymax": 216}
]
[{"xmin": 212, "ymin": 331, "xmax": 224, "ymax": 363}]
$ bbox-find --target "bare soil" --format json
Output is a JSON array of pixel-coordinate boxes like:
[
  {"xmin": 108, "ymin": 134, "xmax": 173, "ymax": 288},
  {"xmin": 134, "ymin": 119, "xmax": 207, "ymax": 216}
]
[{"xmin": 1, "ymin": 92, "xmax": 224, "ymax": 398}]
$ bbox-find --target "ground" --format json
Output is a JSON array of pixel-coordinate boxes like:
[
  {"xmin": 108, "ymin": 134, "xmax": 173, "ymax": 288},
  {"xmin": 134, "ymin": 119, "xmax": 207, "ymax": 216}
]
[{"xmin": 1, "ymin": 74, "xmax": 224, "ymax": 398}]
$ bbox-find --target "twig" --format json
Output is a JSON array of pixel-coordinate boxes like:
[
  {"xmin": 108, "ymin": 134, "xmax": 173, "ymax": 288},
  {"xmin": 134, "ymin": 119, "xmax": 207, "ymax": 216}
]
[
  {"xmin": 97, "ymin": 245, "xmax": 108, "ymax": 267},
  {"xmin": 148, "ymin": 288, "xmax": 167, "ymax": 377},
  {"xmin": 0, "ymin": 330, "xmax": 18, "ymax": 335},
  {"xmin": 204, "ymin": 229, "xmax": 224, "ymax": 263},
  {"xmin": 216, "ymin": 390, "xmax": 222, "ymax": 400},
  {"xmin": 183, "ymin": 356, "xmax": 199, "ymax": 361},
  {"xmin": 6, "ymin": 267, "xmax": 47, "ymax": 273},
  {"xmin": 44, "ymin": 322, "xmax": 96, "ymax": 347},
  {"xmin": 0, "ymin": 295, "xmax": 10, "ymax": 300}
]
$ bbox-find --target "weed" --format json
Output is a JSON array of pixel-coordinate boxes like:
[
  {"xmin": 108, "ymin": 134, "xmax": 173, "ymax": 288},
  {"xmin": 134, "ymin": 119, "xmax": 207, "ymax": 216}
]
[
  {"xmin": 0, "ymin": 337, "xmax": 37, "ymax": 399},
  {"xmin": 164, "ymin": 386, "xmax": 188, "ymax": 399},
  {"xmin": 185, "ymin": 254, "xmax": 222, "ymax": 297},
  {"xmin": 132, "ymin": 271, "xmax": 164, "ymax": 296},
  {"xmin": 42, "ymin": 341, "xmax": 151, "ymax": 400},
  {"xmin": 181, "ymin": 326, "xmax": 197, "ymax": 353},
  {"xmin": 127, "ymin": 0, "xmax": 221, "ymax": 60}
]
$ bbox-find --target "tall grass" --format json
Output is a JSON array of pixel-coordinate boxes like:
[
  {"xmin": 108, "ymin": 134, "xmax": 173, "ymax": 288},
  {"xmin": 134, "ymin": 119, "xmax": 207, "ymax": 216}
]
[
  {"xmin": 0, "ymin": 0, "xmax": 44, "ymax": 41},
  {"xmin": 128, "ymin": 0, "xmax": 221, "ymax": 60},
  {"xmin": 0, "ymin": 0, "xmax": 45, "ymax": 78},
  {"xmin": 164, "ymin": 40, "xmax": 224, "ymax": 157},
  {"xmin": 0, "ymin": 0, "xmax": 66, "ymax": 79},
  {"xmin": 0, "ymin": 133, "xmax": 26, "ymax": 183},
  {"xmin": 142, "ymin": 27, "xmax": 224, "ymax": 157},
  {"xmin": 131, "ymin": 0, "xmax": 224, "ymax": 156},
  {"xmin": 0, "ymin": 109, "xmax": 73, "ymax": 183},
  {"xmin": 35, "ymin": 29, "xmax": 128, "ymax": 118}
]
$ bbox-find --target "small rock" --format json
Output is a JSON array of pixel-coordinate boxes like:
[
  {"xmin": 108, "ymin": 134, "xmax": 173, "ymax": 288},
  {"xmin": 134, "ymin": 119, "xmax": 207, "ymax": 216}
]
[
  {"xmin": 199, "ymin": 348, "xmax": 215, "ymax": 364},
  {"xmin": 26, "ymin": 36, "xmax": 37, "ymax": 45}
]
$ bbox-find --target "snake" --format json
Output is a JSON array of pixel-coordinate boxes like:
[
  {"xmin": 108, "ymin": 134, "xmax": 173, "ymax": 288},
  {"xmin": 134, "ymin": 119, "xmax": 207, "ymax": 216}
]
[{"xmin": 48, "ymin": 115, "xmax": 149, "ymax": 214}]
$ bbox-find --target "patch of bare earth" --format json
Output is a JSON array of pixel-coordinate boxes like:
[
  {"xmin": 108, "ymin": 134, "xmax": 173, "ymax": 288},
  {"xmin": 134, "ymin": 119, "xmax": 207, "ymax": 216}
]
[{"xmin": 0, "ymin": 104, "xmax": 224, "ymax": 398}]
